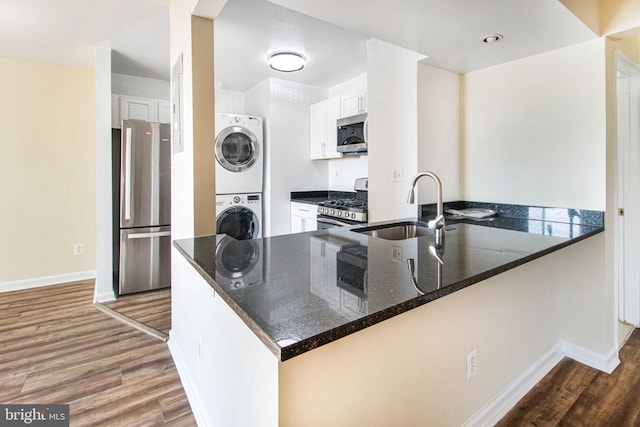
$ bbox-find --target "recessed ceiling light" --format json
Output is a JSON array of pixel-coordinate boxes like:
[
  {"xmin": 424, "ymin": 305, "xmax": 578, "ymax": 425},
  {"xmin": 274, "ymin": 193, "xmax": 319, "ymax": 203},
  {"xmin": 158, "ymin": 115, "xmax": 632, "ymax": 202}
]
[
  {"xmin": 268, "ymin": 52, "xmax": 305, "ymax": 72},
  {"xmin": 482, "ymin": 34, "xmax": 503, "ymax": 44}
]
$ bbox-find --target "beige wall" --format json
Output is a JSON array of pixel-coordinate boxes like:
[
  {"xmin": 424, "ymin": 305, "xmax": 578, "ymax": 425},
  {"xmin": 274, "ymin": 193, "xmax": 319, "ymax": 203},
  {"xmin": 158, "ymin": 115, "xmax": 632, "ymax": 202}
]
[
  {"xmin": 560, "ymin": 0, "xmax": 640, "ymax": 36},
  {"xmin": 191, "ymin": 15, "xmax": 216, "ymax": 237},
  {"xmin": 280, "ymin": 235, "xmax": 613, "ymax": 426},
  {"xmin": 417, "ymin": 63, "xmax": 462, "ymax": 203},
  {"xmin": 0, "ymin": 57, "xmax": 96, "ymax": 284},
  {"xmin": 615, "ymin": 35, "xmax": 640, "ymax": 62},
  {"xmin": 463, "ymin": 38, "xmax": 607, "ymax": 210}
]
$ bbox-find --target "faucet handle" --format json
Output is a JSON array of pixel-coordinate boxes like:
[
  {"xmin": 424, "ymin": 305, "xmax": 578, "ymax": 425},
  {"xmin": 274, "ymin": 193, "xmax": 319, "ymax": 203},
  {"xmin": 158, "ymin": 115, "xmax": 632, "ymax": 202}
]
[{"xmin": 427, "ymin": 214, "xmax": 445, "ymax": 230}]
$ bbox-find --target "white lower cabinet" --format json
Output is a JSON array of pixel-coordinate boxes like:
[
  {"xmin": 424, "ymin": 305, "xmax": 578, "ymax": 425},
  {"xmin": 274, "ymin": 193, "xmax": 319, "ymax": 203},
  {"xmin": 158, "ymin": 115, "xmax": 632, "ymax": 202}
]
[{"xmin": 290, "ymin": 202, "xmax": 318, "ymax": 233}]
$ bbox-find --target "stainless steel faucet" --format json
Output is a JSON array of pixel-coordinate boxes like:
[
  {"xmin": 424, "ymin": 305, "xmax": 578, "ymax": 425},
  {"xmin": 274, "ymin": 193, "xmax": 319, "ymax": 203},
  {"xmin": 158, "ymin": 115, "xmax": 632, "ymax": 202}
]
[{"xmin": 407, "ymin": 171, "xmax": 445, "ymax": 247}]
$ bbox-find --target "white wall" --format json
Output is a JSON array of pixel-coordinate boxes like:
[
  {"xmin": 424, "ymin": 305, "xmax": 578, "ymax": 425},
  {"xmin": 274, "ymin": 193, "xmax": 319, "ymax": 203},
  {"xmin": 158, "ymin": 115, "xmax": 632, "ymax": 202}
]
[
  {"xmin": 327, "ymin": 73, "xmax": 367, "ymax": 98},
  {"xmin": 328, "ymin": 156, "xmax": 369, "ymax": 191},
  {"xmin": 367, "ymin": 39, "xmax": 426, "ymax": 222},
  {"xmin": 246, "ymin": 78, "xmax": 328, "ymax": 236},
  {"xmin": 215, "ymin": 88, "xmax": 245, "ymax": 114},
  {"xmin": 245, "ymin": 79, "xmax": 272, "ymax": 235},
  {"xmin": 169, "ymin": 2, "xmax": 199, "ymax": 242},
  {"xmin": 94, "ymin": 47, "xmax": 114, "ymax": 302},
  {"xmin": 463, "ymin": 38, "xmax": 607, "ymax": 210},
  {"xmin": 417, "ymin": 63, "xmax": 461, "ymax": 203},
  {"xmin": 170, "ymin": 251, "xmax": 278, "ymax": 426},
  {"xmin": 111, "ymin": 73, "xmax": 170, "ymax": 99}
]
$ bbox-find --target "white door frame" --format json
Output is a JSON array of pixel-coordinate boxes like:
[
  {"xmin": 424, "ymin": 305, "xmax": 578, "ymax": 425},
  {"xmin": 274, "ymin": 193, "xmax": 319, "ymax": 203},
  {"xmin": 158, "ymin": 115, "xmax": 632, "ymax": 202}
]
[{"xmin": 616, "ymin": 49, "xmax": 640, "ymax": 327}]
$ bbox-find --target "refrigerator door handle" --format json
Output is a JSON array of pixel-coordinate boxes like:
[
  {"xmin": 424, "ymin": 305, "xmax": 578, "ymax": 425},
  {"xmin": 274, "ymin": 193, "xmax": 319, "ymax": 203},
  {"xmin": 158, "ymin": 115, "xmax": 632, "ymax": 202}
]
[
  {"xmin": 127, "ymin": 231, "xmax": 172, "ymax": 239},
  {"xmin": 124, "ymin": 126, "xmax": 133, "ymax": 221}
]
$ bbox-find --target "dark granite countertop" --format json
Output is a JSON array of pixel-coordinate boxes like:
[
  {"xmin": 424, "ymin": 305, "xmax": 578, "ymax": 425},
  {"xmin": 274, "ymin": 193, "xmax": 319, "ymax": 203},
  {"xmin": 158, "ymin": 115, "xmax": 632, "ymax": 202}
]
[
  {"xmin": 290, "ymin": 190, "xmax": 357, "ymax": 205},
  {"xmin": 174, "ymin": 205, "xmax": 603, "ymax": 362}
]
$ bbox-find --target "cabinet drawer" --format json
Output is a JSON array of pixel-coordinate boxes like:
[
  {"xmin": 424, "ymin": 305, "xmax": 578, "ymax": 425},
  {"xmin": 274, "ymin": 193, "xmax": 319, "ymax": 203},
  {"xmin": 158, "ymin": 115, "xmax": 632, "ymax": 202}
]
[{"xmin": 290, "ymin": 202, "xmax": 318, "ymax": 219}]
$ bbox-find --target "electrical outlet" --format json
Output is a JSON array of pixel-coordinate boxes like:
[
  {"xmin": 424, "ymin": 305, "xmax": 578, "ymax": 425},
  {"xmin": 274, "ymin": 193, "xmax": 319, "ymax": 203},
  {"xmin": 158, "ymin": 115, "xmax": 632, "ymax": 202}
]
[
  {"xmin": 392, "ymin": 168, "xmax": 403, "ymax": 182},
  {"xmin": 73, "ymin": 244, "xmax": 84, "ymax": 255},
  {"xmin": 391, "ymin": 246, "xmax": 403, "ymax": 263},
  {"xmin": 467, "ymin": 349, "xmax": 478, "ymax": 380}
]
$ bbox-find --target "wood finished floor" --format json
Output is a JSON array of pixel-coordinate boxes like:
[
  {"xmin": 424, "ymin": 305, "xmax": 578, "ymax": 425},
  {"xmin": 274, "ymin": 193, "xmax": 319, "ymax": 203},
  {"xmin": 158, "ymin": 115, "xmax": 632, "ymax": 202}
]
[
  {"xmin": 0, "ymin": 280, "xmax": 195, "ymax": 426},
  {"xmin": 2, "ymin": 280, "xmax": 639, "ymax": 426},
  {"xmin": 103, "ymin": 286, "xmax": 172, "ymax": 336},
  {"xmin": 497, "ymin": 329, "xmax": 640, "ymax": 426}
]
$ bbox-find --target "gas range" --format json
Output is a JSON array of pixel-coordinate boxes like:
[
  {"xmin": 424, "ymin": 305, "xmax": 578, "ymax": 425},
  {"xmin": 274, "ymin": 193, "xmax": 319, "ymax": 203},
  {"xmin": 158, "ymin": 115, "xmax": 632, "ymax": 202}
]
[
  {"xmin": 317, "ymin": 178, "xmax": 368, "ymax": 227},
  {"xmin": 318, "ymin": 199, "xmax": 367, "ymax": 222}
]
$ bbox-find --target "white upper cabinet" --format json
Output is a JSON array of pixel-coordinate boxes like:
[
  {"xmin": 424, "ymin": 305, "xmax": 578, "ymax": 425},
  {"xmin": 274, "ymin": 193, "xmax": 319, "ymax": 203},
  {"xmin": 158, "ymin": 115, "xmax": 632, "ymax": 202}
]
[
  {"xmin": 340, "ymin": 90, "xmax": 367, "ymax": 118},
  {"xmin": 120, "ymin": 96, "xmax": 155, "ymax": 122},
  {"xmin": 113, "ymin": 95, "xmax": 171, "ymax": 128},
  {"xmin": 310, "ymin": 97, "xmax": 342, "ymax": 160},
  {"xmin": 157, "ymin": 100, "xmax": 172, "ymax": 125}
]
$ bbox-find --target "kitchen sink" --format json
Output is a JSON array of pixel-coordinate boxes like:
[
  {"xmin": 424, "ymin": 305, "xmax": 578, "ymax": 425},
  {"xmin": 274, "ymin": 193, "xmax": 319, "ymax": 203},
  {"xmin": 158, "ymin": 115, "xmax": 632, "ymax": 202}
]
[{"xmin": 353, "ymin": 221, "xmax": 433, "ymax": 240}]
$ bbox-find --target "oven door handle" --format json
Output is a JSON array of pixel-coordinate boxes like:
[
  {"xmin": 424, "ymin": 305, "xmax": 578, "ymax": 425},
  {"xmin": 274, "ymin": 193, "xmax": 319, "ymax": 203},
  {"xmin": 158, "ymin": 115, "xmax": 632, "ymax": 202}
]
[{"xmin": 317, "ymin": 217, "xmax": 351, "ymax": 227}]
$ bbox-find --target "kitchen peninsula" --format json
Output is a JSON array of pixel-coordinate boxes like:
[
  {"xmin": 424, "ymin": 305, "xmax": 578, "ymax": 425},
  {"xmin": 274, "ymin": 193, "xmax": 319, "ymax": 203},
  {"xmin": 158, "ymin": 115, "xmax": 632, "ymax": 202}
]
[{"xmin": 169, "ymin": 205, "xmax": 609, "ymax": 426}]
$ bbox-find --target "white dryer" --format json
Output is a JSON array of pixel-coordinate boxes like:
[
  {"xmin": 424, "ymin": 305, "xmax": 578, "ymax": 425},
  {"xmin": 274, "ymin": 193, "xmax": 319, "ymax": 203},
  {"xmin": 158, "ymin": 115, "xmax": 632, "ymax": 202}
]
[
  {"xmin": 216, "ymin": 193, "xmax": 262, "ymax": 240},
  {"xmin": 215, "ymin": 113, "xmax": 264, "ymax": 194}
]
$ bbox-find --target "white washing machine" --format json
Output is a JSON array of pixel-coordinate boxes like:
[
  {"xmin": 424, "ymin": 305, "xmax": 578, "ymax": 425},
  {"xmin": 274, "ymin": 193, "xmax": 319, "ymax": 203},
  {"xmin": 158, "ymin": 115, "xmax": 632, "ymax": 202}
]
[
  {"xmin": 216, "ymin": 193, "xmax": 263, "ymax": 240},
  {"xmin": 215, "ymin": 113, "xmax": 263, "ymax": 194}
]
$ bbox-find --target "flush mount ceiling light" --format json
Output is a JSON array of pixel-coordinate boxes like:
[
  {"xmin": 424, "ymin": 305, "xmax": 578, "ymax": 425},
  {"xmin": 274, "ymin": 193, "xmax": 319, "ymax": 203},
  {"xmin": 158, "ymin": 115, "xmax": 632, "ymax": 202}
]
[
  {"xmin": 268, "ymin": 52, "xmax": 305, "ymax": 72},
  {"xmin": 482, "ymin": 34, "xmax": 503, "ymax": 44}
]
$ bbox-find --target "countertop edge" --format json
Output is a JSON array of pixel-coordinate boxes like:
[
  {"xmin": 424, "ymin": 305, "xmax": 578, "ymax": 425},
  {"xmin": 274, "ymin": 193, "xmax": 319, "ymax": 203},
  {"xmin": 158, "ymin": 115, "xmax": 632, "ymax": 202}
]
[
  {"xmin": 174, "ymin": 225, "xmax": 604, "ymax": 362},
  {"xmin": 280, "ymin": 225, "xmax": 604, "ymax": 361}
]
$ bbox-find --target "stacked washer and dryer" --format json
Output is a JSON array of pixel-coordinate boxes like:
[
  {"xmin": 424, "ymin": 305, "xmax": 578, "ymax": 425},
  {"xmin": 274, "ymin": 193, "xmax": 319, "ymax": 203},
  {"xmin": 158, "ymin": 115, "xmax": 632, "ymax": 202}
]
[
  {"xmin": 214, "ymin": 113, "xmax": 264, "ymax": 240},
  {"xmin": 214, "ymin": 113, "xmax": 265, "ymax": 290}
]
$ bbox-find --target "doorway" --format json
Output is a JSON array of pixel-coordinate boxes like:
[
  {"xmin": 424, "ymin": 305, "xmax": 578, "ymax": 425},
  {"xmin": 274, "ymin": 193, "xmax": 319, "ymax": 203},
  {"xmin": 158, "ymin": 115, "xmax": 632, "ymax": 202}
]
[{"xmin": 616, "ymin": 49, "xmax": 640, "ymax": 327}]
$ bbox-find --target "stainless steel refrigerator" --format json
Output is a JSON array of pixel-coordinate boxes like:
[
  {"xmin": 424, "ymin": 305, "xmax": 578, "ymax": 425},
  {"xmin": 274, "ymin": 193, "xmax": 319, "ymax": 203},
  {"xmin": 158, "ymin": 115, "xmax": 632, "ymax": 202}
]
[{"xmin": 117, "ymin": 120, "xmax": 171, "ymax": 295}]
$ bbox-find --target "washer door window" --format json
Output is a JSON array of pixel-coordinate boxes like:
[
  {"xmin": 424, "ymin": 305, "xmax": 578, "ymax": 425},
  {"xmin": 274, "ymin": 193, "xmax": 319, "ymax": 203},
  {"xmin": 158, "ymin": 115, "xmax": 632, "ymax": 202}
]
[
  {"xmin": 217, "ymin": 207, "xmax": 260, "ymax": 240},
  {"xmin": 215, "ymin": 126, "xmax": 259, "ymax": 172}
]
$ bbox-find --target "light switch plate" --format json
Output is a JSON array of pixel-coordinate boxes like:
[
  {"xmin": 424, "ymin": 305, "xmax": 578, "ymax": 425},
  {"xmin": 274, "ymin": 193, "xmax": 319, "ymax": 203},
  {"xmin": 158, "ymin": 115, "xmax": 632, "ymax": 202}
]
[{"xmin": 392, "ymin": 168, "xmax": 403, "ymax": 182}]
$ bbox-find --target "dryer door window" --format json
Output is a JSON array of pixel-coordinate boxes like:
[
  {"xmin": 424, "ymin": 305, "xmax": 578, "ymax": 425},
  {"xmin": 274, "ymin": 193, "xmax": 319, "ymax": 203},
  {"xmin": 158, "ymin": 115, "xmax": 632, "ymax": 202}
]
[
  {"xmin": 215, "ymin": 126, "xmax": 259, "ymax": 172},
  {"xmin": 217, "ymin": 207, "xmax": 260, "ymax": 240}
]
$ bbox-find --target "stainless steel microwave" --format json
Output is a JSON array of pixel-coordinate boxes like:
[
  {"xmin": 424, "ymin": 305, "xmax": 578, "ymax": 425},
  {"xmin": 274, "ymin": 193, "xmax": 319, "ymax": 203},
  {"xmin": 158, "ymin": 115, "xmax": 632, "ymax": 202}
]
[{"xmin": 337, "ymin": 113, "xmax": 367, "ymax": 154}]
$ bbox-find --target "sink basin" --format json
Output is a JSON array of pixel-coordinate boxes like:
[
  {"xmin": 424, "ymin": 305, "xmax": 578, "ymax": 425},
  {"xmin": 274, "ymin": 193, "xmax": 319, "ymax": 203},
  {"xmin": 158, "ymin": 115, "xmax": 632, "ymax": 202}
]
[{"xmin": 353, "ymin": 221, "xmax": 433, "ymax": 240}]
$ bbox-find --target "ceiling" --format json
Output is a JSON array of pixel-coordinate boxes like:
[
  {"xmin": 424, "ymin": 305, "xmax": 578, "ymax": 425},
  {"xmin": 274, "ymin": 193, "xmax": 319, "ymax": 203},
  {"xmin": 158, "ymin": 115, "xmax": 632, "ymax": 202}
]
[
  {"xmin": 264, "ymin": 0, "xmax": 598, "ymax": 73},
  {"xmin": 0, "ymin": 0, "xmax": 599, "ymax": 87},
  {"xmin": 0, "ymin": 0, "xmax": 169, "ymax": 79},
  {"xmin": 215, "ymin": 0, "xmax": 368, "ymax": 92}
]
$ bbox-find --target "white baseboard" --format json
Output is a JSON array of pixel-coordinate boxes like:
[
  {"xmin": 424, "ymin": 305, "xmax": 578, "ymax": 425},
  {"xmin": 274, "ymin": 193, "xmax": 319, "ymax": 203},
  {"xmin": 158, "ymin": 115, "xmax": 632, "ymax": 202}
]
[
  {"xmin": 168, "ymin": 333, "xmax": 208, "ymax": 427},
  {"xmin": 563, "ymin": 341, "xmax": 620, "ymax": 374},
  {"xmin": 93, "ymin": 290, "xmax": 116, "ymax": 303},
  {"xmin": 464, "ymin": 341, "xmax": 620, "ymax": 426},
  {"xmin": 0, "ymin": 270, "xmax": 96, "ymax": 294},
  {"xmin": 464, "ymin": 343, "xmax": 565, "ymax": 427}
]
